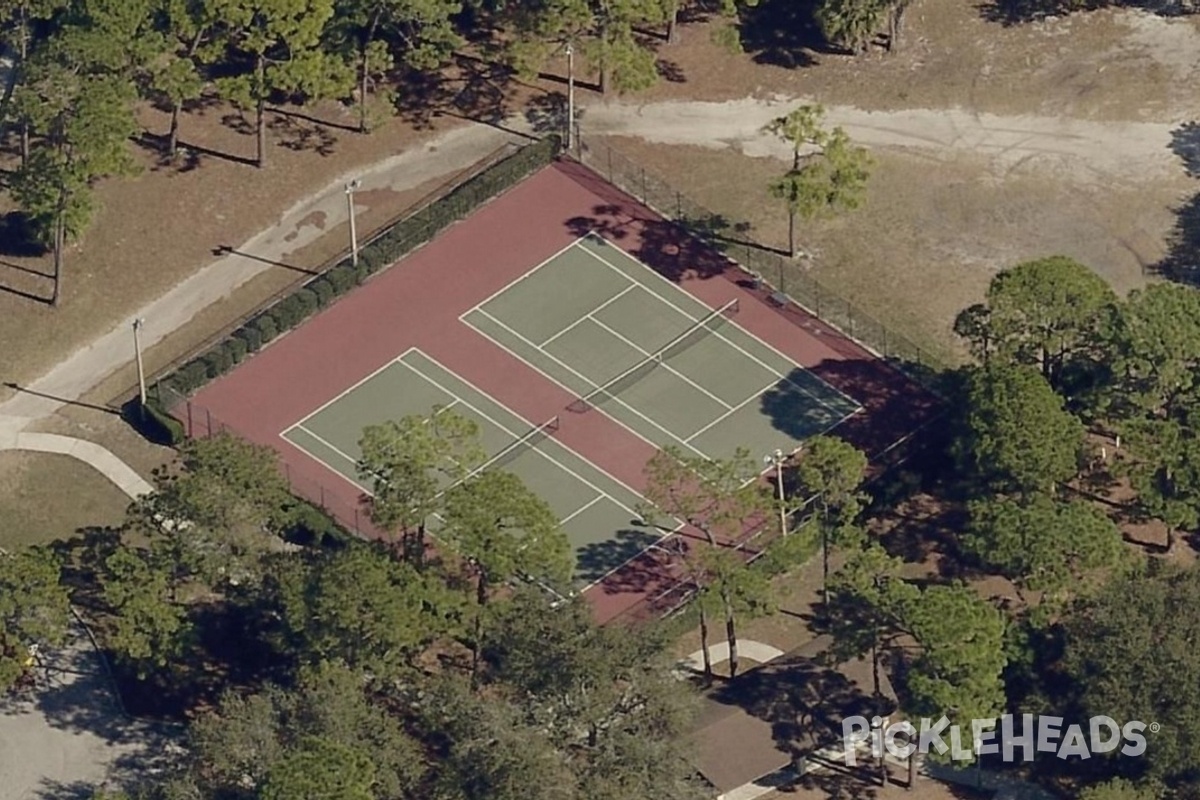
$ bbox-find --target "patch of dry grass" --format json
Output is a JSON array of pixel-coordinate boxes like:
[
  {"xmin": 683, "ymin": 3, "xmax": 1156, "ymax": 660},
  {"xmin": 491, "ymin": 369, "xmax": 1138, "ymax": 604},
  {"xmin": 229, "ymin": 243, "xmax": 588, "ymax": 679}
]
[{"xmin": 0, "ymin": 452, "xmax": 130, "ymax": 549}]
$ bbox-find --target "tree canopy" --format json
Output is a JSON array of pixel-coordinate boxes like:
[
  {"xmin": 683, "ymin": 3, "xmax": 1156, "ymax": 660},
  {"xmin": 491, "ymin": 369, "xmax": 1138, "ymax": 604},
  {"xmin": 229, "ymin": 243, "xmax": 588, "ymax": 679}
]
[{"xmin": 956, "ymin": 363, "xmax": 1085, "ymax": 494}]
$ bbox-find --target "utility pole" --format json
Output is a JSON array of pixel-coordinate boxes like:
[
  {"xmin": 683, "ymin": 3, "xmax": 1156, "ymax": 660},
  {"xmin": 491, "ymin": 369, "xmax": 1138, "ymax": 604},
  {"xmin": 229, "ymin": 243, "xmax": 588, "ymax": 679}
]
[
  {"xmin": 133, "ymin": 318, "xmax": 147, "ymax": 416},
  {"xmin": 565, "ymin": 42, "xmax": 576, "ymax": 154},
  {"xmin": 345, "ymin": 179, "xmax": 362, "ymax": 266},
  {"xmin": 763, "ymin": 448, "xmax": 788, "ymax": 538}
]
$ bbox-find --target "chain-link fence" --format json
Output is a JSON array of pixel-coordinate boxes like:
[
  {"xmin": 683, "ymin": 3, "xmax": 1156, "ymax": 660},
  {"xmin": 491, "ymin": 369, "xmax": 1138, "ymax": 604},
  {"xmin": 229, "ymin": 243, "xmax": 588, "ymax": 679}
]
[{"xmin": 577, "ymin": 137, "xmax": 946, "ymax": 377}]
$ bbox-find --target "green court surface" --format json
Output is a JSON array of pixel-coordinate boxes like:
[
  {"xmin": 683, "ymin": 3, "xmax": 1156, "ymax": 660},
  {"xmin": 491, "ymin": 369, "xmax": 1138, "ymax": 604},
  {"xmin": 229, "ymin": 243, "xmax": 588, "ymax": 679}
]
[
  {"xmin": 282, "ymin": 348, "xmax": 670, "ymax": 584},
  {"xmin": 461, "ymin": 233, "xmax": 861, "ymax": 461}
]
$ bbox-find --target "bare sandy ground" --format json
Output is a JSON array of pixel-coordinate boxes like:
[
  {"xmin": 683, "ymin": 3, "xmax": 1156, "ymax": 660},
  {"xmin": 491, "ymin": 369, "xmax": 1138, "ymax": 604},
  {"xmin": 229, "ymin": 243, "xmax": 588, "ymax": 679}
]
[{"xmin": 580, "ymin": 97, "xmax": 1184, "ymax": 186}]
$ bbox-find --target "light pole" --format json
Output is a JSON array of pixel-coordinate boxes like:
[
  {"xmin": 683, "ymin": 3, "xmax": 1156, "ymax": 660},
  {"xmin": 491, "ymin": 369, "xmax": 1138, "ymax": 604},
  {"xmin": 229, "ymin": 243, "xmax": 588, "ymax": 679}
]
[
  {"xmin": 133, "ymin": 318, "xmax": 147, "ymax": 415},
  {"xmin": 345, "ymin": 179, "xmax": 361, "ymax": 267},
  {"xmin": 764, "ymin": 449, "xmax": 788, "ymax": 538},
  {"xmin": 565, "ymin": 42, "xmax": 575, "ymax": 153}
]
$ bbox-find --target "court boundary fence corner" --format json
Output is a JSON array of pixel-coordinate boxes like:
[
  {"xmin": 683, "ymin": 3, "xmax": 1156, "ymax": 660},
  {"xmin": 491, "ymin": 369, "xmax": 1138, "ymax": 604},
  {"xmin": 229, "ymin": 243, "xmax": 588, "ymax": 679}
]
[
  {"xmin": 609, "ymin": 413, "xmax": 940, "ymax": 625},
  {"xmin": 167, "ymin": 400, "xmax": 380, "ymax": 539},
  {"xmin": 571, "ymin": 136, "xmax": 948, "ymax": 385},
  {"xmin": 137, "ymin": 134, "xmax": 562, "ymax": 428}
]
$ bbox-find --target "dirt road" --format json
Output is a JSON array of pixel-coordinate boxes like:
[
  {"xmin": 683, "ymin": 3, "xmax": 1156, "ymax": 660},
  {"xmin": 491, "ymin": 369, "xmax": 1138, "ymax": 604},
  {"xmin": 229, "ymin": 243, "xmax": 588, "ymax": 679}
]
[{"xmin": 580, "ymin": 97, "xmax": 1184, "ymax": 185}]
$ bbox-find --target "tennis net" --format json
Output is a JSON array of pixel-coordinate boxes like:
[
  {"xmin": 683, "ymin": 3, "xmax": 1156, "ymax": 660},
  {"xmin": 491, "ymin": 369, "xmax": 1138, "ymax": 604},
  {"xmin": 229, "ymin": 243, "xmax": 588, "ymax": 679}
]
[
  {"xmin": 476, "ymin": 416, "xmax": 561, "ymax": 473},
  {"xmin": 568, "ymin": 298, "xmax": 739, "ymax": 413}
]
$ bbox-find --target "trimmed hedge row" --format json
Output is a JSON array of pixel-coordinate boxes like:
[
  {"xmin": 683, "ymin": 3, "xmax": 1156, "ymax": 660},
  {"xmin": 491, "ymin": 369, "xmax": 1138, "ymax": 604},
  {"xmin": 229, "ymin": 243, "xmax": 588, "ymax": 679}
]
[{"xmin": 150, "ymin": 134, "xmax": 560, "ymax": 408}]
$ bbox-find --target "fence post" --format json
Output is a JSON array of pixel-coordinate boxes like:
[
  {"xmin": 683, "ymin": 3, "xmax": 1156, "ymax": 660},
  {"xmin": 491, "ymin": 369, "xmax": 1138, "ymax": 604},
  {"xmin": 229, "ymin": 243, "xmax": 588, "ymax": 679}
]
[
  {"xmin": 186, "ymin": 401, "xmax": 194, "ymax": 438},
  {"xmin": 676, "ymin": 191, "xmax": 683, "ymax": 219},
  {"xmin": 640, "ymin": 167, "xmax": 647, "ymax": 204},
  {"xmin": 607, "ymin": 147, "xmax": 613, "ymax": 184}
]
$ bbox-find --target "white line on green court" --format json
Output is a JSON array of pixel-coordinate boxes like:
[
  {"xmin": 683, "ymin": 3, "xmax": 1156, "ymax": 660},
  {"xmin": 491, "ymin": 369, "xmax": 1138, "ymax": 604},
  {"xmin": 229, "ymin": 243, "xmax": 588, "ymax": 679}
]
[
  {"xmin": 682, "ymin": 376, "xmax": 789, "ymax": 444},
  {"xmin": 280, "ymin": 355, "xmax": 407, "ymax": 437},
  {"xmin": 460, "ymin": 236, "xmax": 588, "ymax": 322},
  {"xmin": 575, "ymin": 240, "xmax": 857, "ymax": 416},
  {"xmin": 559, "ymin": 495, "xmax": 607, "ymax": 525},
  {"xmin": 538, "ymin": 283, "xmax": 639, "ymax": 348},
  {"xmin": 293, "ymin": 423, "xmax": 360, "ymax": 471},
  {"xmin": 395, "ymin": 354, "xmax": 649, "ymax": 523},
  {"xmin": 470, "ymin": 307, "xmax": 710, "ymax": 460},
  {"xmin": 402, "ymin": 348, "xmax": 680, "ymax": 529},
  {"xmin": 462, "ymin": 314, "xmax": 674, "ymax": 457},
  {"xmin": 586, "ymin": 310, "xmax": 735, "ymax": 411}
]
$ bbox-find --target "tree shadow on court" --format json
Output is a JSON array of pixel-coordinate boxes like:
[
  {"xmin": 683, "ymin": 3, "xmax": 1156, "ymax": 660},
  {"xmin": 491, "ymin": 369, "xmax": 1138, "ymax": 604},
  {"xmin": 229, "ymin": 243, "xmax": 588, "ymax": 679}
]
[
  {"xmin": 574, "ymin": 527, "xmax": 663, "ymax": 585},
  {"xmin": 768, "ymin": 360, "xmax": 940, "ymax": 463},
  {"xmin": 581, "ymin": 528, "xmax": 714, "ymax": 618},
  {"xmin": 562, "ymin": 206, "xmax": 739, "ymax": 282}
]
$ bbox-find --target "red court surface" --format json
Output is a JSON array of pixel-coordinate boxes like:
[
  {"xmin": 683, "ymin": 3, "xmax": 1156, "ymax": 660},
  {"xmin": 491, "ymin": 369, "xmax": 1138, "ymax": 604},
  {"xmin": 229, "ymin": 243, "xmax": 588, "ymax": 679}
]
[{"xmin": 180, "ymin": 158, "xmax": 940, "ymax": 624}]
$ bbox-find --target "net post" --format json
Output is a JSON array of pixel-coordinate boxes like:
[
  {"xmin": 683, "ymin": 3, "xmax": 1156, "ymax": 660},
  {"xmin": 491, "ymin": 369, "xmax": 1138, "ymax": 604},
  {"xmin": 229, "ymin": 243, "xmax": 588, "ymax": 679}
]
[
  {"xmin": 206, "ymin": 407, "xmax": 213, "ymax": 437},
  {"xmin": 320, "ymin": 485, "xmax": 326, "ymax": 509}
]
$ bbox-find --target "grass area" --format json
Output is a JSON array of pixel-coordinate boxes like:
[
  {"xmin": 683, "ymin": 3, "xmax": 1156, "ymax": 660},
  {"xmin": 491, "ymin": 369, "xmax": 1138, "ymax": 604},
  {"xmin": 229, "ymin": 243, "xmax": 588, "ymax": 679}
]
[
  {"xmin": 0, "ymin": 452, "xmax": 131, "ymax": 550},
  {"xmin": 590, "ymin": 136, "xmax": 1183, "ymax": 361}
]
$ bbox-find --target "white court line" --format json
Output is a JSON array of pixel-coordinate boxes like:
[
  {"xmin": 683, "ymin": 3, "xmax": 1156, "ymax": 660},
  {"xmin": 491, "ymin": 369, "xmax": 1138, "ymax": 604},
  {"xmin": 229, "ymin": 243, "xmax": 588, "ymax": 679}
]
[
  {"xmin": 459, "ymin": 236, "xmax": 588, "ymax": 322},
  {"xmin": 462, "ymin": 312, "xmax": 670, "ymax": 455},
  {"xmin": 469, "ymin": 307, "xmax": 710, "ymax": 460},
  {"xmin": 560, "ymin": 494, "xmax": 607, "ymax": 525},
  {"xmin": 280, "ymin": 424, "xmax": 373, "ymax": 496},
  {"xmin": 281, "ymin": 356, "xmax": 408, "ymax": 436},
  {"xmin": 684, "ymin": 376, "xmax": 787, "ymax": 444},
  {"xmin": 292, "ymin": 423, "xmax": 359, "ymax": 470},
  {"xmin": 586, "ymin": 310, "xmax": 734, "ymax": 411},
  {"xmin": 576, "ymin": 241, "xmax": 860, "ymax": 416},
  {"xmin": 396, "ymin": 353, "xmax": 653, "ymax": 523},
  {"xmin": 538, "ymin": 283, "xmax": 639, "ymax": 348}
]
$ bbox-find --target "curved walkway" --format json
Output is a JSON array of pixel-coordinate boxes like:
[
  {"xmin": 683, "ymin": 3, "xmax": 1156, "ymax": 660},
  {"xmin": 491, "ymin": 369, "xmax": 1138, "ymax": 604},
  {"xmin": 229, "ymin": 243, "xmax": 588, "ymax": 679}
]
[{"xmin": 0, "ymin": 431, "xmax": 153, "ymax": 499}]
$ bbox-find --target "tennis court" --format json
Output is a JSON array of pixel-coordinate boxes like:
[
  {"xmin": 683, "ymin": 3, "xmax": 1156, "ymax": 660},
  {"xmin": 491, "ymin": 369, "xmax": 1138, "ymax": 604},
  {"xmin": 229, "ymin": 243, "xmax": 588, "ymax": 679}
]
[
  {"xmin": 461, "ymin": 233, "xmax": 861, "ymax": 461},
  {"xmin": 281, "ymin": 348, "xmax": 671, "ymax": 584}
]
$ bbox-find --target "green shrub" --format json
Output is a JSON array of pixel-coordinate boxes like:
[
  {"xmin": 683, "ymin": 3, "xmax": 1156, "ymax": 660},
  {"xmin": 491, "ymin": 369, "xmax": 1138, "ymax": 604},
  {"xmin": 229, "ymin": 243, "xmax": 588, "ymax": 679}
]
[
  {"xmin": 359, "ymin": 248, "xmax": 385, "ymax": 275},
  {"xmin": 203, "ymin": 345, "xmax": 233, "ymax": 378},
  {"xmin": 237, "ymin": 325, "xmax": 263, "ymax": 353},
  {"xmin": 227, "ymin": 336, "xmax": 248, "ymax": 364},
  {"xmin": 283, "ymin": 500, "xmax": 351, "ymax": 548},
  {"xmin": 144, "ymin": 401, "xmax": 185, "ymax": 446},
  {"xmin": 176, "ymin": 360, "xmax": 208, "ymax": 392},
  {"xmin": 254, "ymin": 313, "xmax": 279, "ymax": 343},
  {"xmin": 310, "ymin": 278, "xmax": 334, "ymax": 307},
  {"xmin": 293, "ymin": 287, "xmax": 318, "ymax": 318},
  {"xmin": 272, "ymin": 296, "xmax": 299, "ymax": 329},
  {"xmin": 127, "ymin": 399, "xmax": 186, "ymax": 446},
  {"xmin": 328, "ymin": 263, "xmax": 356, "ymax": 294}
]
